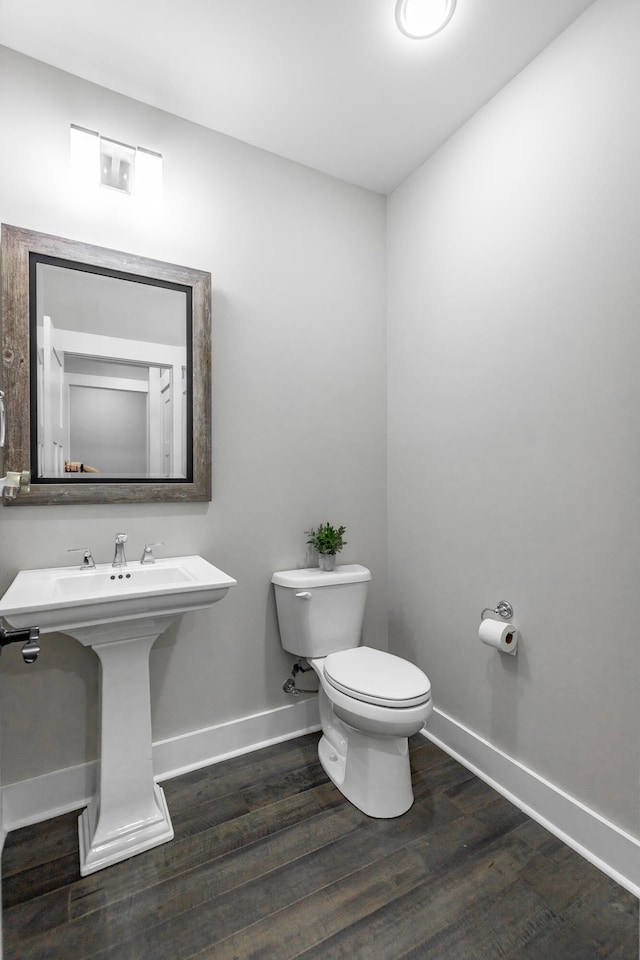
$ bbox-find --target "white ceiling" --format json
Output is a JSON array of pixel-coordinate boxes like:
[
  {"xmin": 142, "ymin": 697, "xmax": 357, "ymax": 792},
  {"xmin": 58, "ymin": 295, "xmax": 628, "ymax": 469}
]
[{"xmin": 0, "ymin": 0, "xmax": 597, "ymax": 194}]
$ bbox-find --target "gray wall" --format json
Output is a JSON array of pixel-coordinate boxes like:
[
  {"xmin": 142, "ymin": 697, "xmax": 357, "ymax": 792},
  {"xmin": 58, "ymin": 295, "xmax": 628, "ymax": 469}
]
[
  {"xmin": 0, "ymin": 0, "xmax": 637, "ymax": 847},
  {"xmin": 69, "ymin": 386, "xmax": 147, "ymax": 475},
  {"xmin": 0, "ymin": 46, "xmax": 388, "ymax": 785},
  {"xmin": 387, "ymin": 0, "xmax": 639, "ymax": 838}
]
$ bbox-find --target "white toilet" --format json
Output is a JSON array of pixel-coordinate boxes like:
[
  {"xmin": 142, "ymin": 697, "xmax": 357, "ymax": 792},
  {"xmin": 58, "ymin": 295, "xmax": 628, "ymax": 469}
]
[{"xmin": 272, "ymin": 564, "xmax": 432, "ymax": 818}]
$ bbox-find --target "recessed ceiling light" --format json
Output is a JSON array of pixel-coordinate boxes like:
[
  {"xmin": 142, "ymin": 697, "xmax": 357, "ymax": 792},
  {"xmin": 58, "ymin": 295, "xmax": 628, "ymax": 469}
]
[{"xmin": 395, "ymin": 0, "xmax": 457, "ymax": 39}]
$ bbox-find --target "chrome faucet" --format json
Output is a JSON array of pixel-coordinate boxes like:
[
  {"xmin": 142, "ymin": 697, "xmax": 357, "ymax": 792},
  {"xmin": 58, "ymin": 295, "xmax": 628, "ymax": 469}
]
[{"xmin": 112, "ymin": 533, "xmax": 128, "ymax": 568}]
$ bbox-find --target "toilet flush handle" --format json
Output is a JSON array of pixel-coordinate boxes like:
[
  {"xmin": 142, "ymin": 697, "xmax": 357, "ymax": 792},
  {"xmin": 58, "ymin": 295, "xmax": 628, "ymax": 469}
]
[{"xmin": 295, "ymin": 591, "xmax": 312, "ymax": 600}]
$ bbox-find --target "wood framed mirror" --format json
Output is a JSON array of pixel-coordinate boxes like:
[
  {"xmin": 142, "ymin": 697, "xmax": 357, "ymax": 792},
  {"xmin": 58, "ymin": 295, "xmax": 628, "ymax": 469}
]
[{"xmin": 1, "ymin": 224, "xmax": 211, "ymax": 505}]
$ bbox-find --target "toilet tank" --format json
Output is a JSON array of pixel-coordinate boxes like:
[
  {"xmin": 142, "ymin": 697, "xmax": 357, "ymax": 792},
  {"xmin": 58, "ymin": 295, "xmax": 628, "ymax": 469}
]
[{"xmin": 271, "ymin": 565, "xmax": 371, "ymax": 658}]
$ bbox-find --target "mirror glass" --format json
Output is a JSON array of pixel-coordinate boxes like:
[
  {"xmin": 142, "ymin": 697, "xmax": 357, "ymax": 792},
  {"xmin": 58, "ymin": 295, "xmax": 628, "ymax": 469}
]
[
  {"xmin": 1, "ymin": 225, "xmax": 211, "ymax": 505},
  {"xmin": 33, "ymin": 258, "xmax": 191, "ymax": 481}
]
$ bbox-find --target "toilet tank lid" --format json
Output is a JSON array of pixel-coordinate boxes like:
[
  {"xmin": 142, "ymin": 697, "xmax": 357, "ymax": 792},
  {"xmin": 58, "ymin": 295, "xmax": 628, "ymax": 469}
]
[{"xmin": 271, "ymin": 564, "xmax": 371, "ymax": 588}]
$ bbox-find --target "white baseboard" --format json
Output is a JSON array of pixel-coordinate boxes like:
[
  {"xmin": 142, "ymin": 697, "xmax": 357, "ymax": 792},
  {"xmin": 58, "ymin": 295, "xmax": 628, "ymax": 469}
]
[
  {"xmin": 2, "ymin": 762, "xmax": 97, "ymax": 832},
  {"xmin": 424, "ymin": 707, "xmax": 640, "ymax": 899},
  {"xmin": 1, "ymin": 697, "xmax": 320, "ymax": 833},
  {"xmin": 3, "ymin": 698, "xmax": 637, "ymax": 901},
  {"xmin": 152, "ymin": 696, "xmax": 321, "ymax": 781}
]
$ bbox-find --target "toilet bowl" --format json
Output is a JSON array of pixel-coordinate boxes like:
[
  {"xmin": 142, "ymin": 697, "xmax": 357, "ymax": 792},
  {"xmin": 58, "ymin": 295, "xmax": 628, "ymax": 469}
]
[
  {"xmin": 310, "ymin": 646, "xmax": 432, "ymax": 817},
  {"xmin": 272, "ymin": 565, "xmax": 432, "ymax": 818}
]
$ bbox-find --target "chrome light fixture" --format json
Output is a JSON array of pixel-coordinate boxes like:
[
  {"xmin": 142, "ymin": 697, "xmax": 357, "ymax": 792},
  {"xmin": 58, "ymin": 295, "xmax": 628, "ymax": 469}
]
[
  {"xmin": 70, "ymin": 125, "xmax": 163, "ymax": 200},
  {"xmin": 99, "ymin": 136, "xmax": 136, "ymax": 195},
  {"xmin": 395, "ymin": 0, "xmax": 457, "ymax": 39}
]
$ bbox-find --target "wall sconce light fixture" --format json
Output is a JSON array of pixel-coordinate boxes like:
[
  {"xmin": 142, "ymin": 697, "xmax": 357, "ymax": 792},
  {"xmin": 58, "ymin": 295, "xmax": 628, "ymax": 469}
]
[
  {"xmin": 70, "ymin": 125, "xmax": 163, "ymax": 200},
  {"xmin": 395, "ymin": 0, "xmax": 457, "ymax": 39},
  {"xmin": 99, "ymin": 136, "xmax": 135, "ymax": 194}
]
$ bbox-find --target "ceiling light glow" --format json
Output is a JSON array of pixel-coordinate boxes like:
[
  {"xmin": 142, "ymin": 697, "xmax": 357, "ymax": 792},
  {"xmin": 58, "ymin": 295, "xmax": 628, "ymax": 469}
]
[
  {"xmin": 70, "ymin": 125, "xmax": 100, "ymax": 188},
  {"xmin": 135, "ymin": 147, "xmax": 163, "ymax": 204},
  {"xmin": 395, "ymin": 0, "xmax": 457, "ymax": 39}
]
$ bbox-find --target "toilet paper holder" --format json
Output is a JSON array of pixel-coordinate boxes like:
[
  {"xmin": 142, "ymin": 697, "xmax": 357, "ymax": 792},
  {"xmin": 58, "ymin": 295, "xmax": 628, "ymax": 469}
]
[{"xmin": 480, "ymin": 600, "xmax": 513, "ymax": 621}]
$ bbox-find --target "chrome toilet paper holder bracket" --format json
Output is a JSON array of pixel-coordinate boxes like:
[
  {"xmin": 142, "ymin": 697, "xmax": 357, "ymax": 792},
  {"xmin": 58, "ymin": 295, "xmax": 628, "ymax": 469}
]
[{"xmin": 480, "ymin": 600, "xmax": 513, "ymax": 621}]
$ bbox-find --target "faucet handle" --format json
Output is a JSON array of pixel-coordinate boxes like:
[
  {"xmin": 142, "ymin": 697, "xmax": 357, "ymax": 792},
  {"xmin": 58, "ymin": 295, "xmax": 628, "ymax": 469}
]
[
  {"xmin": 140, "ymin": 542, "xmax": 164, "ymax": 565},
  {"xmin": 68, "ymin": 547, "xmax": 96, "ymax": 569}
]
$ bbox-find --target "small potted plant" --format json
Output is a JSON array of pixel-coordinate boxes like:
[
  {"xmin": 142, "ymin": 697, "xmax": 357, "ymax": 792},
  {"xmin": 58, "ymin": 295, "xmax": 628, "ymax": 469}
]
[{"xmin": 306, "ymin": 522, "xmax": 347, "ymax": 571}]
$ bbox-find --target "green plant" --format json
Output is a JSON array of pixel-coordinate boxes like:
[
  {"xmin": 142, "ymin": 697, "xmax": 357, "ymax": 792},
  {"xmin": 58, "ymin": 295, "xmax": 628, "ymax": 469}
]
[{"xmin": 305, "ymin": 522, "xmax": 347, "ymax": 556}]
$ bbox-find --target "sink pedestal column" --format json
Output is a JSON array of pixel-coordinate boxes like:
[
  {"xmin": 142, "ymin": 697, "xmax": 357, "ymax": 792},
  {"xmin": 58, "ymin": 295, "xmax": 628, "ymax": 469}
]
[{"xmin": 71, "ymin": 616, "xmax": 176, "ymax": 876}]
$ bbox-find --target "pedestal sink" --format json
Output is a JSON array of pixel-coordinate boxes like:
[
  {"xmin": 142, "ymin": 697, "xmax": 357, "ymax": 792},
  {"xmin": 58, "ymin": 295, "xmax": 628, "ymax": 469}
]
[{"xmin": 0, "ymin": 555, "xmax": 237, "ymax": 875}]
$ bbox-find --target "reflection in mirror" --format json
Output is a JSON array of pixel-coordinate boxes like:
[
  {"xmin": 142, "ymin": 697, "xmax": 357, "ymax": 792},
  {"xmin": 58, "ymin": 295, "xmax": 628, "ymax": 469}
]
[
  {"xmin": 34, "ymin": 260, "xmax": 190, "ymax": 481},
  {"xmin": 1, "ymin": 225, "xmax": 211, "ymax": 505}
]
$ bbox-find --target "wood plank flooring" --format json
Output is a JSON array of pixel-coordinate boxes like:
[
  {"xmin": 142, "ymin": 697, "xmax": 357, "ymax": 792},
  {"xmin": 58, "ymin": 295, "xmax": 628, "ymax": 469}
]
[{"xmin": 3, "ymin": 733, "xmax": 638, "ymax": 959}]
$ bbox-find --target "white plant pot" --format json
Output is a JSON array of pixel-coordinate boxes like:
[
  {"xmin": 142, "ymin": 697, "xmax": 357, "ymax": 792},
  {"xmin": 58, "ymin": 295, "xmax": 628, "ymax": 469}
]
[{"xmin": 318, "ymin": 554, "xmax": 336, "ymax": 571}]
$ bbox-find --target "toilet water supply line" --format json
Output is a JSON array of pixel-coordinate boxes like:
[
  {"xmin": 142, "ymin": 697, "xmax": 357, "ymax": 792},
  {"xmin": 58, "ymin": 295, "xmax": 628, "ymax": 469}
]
[{"xmin": 283, "ymin": 660, "xmax": 319, "ymax": 696}]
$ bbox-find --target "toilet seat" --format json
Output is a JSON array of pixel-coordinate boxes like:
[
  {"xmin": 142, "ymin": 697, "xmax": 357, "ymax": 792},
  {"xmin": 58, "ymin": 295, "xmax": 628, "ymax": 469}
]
[{"xmin": 323, "ymin": 646, "xmax": 431, "ymax": 709}]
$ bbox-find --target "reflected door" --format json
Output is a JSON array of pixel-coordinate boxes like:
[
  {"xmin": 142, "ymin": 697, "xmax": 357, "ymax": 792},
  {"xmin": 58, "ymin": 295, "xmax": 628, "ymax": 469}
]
[
  {"xmin": 148, "ymin": 367, "xmax": 174, "ymax": 477},
  {"xmin": 41, "ymin": 316, "xmax": 66, "ymax": 476}
]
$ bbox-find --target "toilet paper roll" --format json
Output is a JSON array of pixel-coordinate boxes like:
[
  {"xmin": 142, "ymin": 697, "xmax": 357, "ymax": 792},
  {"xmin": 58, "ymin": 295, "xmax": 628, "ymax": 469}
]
[{"xmin": 479, "ymin": 618, "xmax": 518, "ymax": 655}]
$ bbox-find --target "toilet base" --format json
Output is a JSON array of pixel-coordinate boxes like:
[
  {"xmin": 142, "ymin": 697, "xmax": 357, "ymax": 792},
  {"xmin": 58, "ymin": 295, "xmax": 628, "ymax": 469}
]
[{"xmin": 318, "ymin": 727, "xmax": 414, "ymax": 819}]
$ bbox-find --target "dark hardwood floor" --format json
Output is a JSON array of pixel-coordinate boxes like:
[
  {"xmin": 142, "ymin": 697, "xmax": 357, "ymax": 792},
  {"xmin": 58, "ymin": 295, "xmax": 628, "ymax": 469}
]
[{"xmin": 2, "ymin": 733, "xmax": 638, "ymax": 960}]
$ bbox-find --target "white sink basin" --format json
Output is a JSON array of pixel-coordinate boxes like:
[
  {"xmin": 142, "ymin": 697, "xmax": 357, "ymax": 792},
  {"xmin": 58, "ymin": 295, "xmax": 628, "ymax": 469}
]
[
  {"xmin": 0, "ymin": 555, "xmax": 237, "ymax": 633},
  {"xmin": 0, "ymin": 553, "xmax": 237, "ymax": 876}
]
